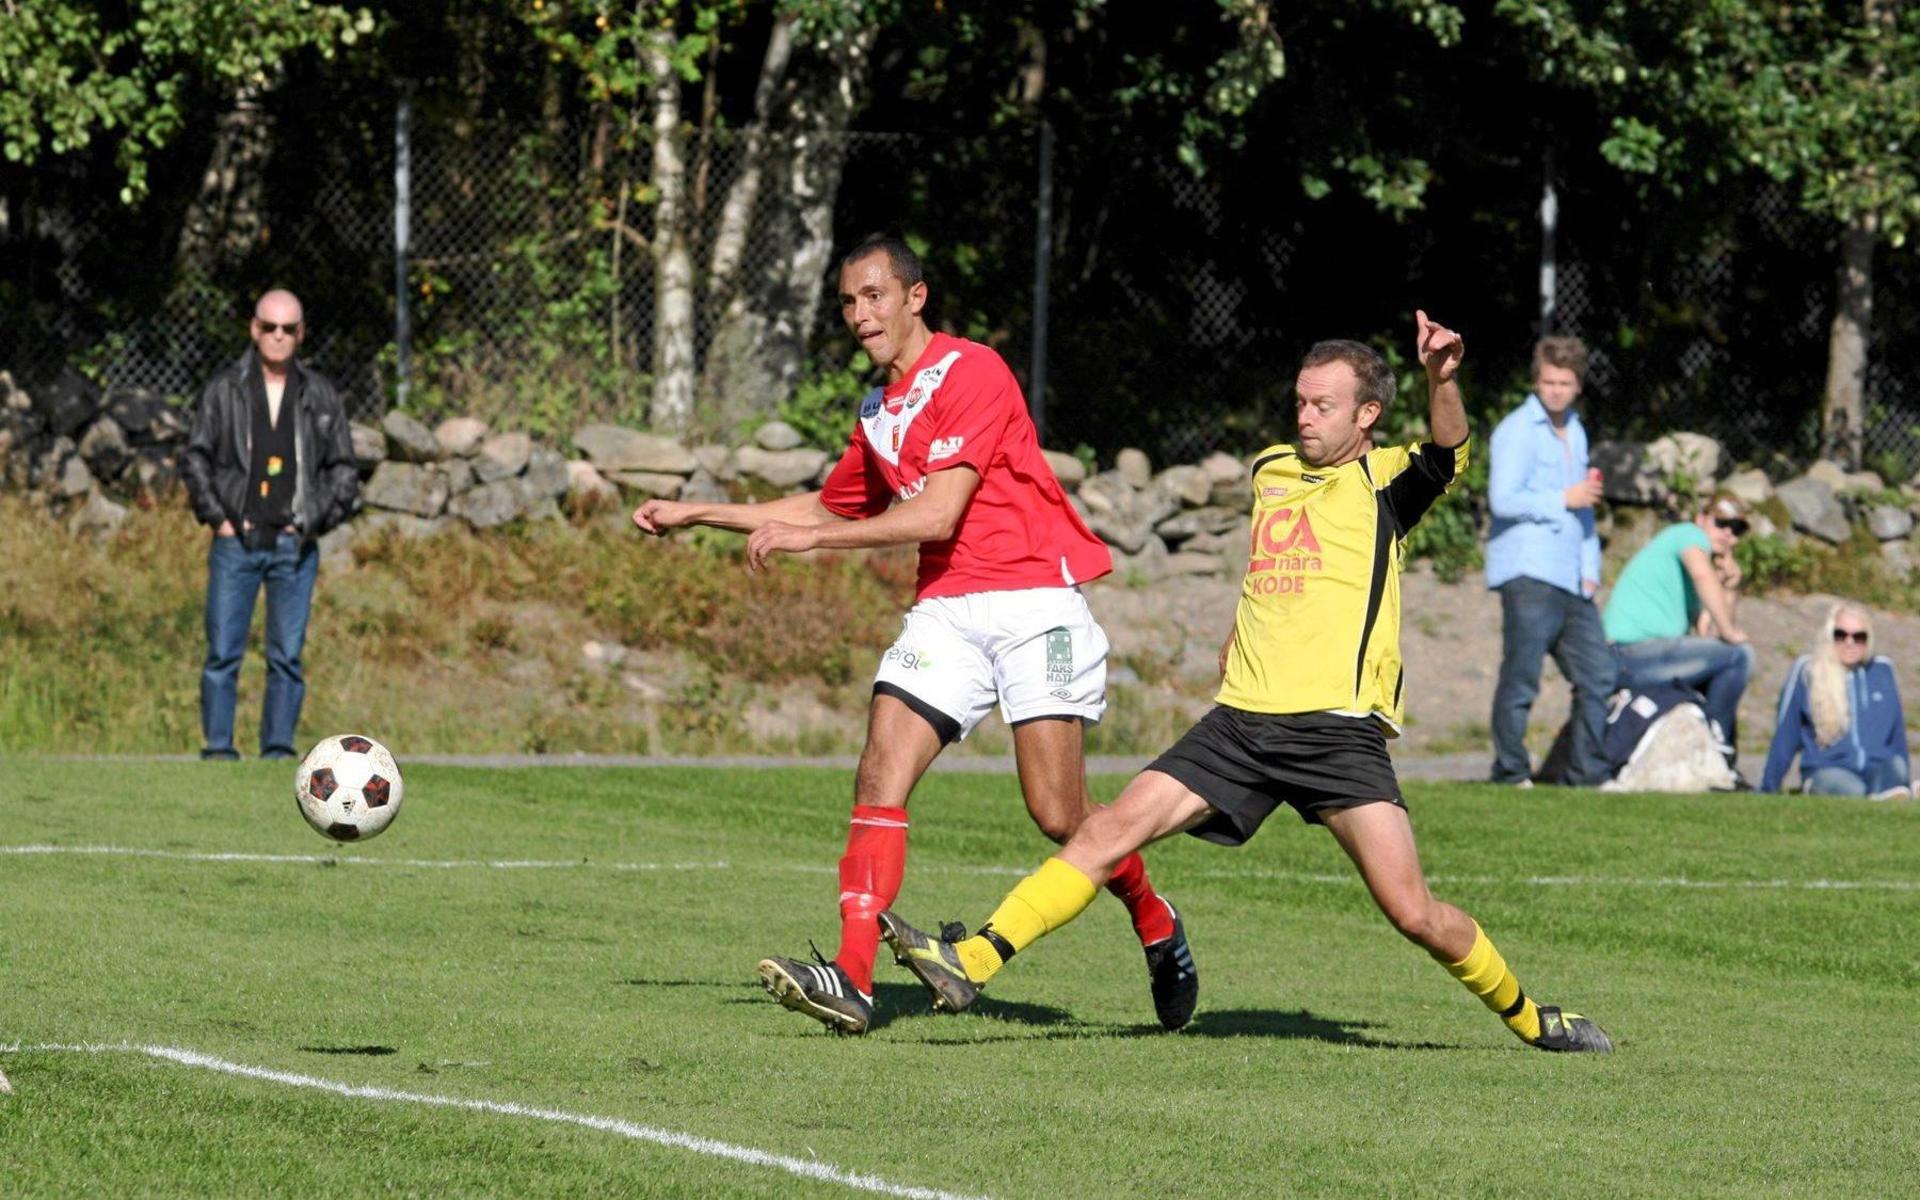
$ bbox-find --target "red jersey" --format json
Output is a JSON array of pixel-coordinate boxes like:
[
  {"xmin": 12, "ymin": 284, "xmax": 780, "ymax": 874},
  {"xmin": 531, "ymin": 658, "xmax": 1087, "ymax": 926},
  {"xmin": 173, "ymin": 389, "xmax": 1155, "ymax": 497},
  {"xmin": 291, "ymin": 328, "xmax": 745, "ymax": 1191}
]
[{"xmin": 819, "ymin": 332, "xmax": 1111, "ymax": 600}]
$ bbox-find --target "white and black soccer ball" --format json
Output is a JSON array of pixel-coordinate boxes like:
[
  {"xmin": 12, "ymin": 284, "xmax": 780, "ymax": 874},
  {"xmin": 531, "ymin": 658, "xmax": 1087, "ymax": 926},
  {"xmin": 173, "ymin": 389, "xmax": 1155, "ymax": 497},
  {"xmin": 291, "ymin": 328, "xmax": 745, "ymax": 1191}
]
[{"xmin": 295, "ymin": 734, "xmax": 404, "ymax": 843}]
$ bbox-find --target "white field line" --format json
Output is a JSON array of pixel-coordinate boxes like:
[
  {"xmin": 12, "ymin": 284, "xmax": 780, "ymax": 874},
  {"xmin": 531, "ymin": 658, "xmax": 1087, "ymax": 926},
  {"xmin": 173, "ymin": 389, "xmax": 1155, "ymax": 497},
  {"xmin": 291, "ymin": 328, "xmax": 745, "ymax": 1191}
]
[
  {"xmin": 3, "ymin": 1042, "xmax": 987, "ymax": 1200},
  {"xmin": 2, "ymin": 842, "xmax": 1915, "ymax": 892}
]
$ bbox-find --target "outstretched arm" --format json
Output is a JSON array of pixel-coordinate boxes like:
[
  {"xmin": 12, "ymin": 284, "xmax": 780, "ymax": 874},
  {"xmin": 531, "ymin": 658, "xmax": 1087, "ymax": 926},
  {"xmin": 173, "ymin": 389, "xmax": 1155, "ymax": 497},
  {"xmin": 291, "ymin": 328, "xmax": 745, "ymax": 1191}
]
[
  {"xmin": 1415, "ymin": 309, "xmax": 1469, "ymax": 448},
  {"xmin": 746, "ymin": 467, "xmax": 981, "ymax": 570},
  {"xmin": 632, "ymin": 489, "xmax": 839, "ymax": 537}
]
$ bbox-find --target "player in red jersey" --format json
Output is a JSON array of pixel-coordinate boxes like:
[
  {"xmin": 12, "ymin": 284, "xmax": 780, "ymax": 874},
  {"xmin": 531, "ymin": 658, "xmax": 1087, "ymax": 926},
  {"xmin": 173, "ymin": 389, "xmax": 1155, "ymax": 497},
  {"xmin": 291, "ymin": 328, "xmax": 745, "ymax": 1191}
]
[{"xmin": 633, "ymin": 234, "xmax": 1195, "ymax": 1035}]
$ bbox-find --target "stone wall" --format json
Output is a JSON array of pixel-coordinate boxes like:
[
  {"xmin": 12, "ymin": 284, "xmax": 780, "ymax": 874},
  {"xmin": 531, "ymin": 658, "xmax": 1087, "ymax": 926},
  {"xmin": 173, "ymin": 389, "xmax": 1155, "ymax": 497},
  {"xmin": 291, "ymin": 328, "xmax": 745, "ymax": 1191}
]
[{"xmin": 6, "ymin": 368, "xmax": 1917, "ymax": 580}]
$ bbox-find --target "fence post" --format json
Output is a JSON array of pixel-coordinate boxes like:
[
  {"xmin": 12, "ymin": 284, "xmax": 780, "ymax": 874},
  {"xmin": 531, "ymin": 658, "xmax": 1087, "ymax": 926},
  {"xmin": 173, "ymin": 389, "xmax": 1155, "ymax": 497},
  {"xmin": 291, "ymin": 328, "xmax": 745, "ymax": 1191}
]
[
  {"xmin": 1538, "ymin": 146, "xmax": 1557, "ymax": 336},
  {"xmin": 393, "ymin": 87, "xmax": 413, "ymax": 410},
  {"xmin": 1029, "ymin": 120, "xmax": 1053, "ymax": 444}
]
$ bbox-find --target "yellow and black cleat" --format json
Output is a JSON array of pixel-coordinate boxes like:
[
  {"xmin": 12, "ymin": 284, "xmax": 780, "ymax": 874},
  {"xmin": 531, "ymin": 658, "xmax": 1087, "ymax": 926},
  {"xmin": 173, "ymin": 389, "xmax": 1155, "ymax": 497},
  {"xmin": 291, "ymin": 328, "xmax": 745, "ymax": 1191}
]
[
  {"xmin": 878, "ymin": 911, "xmax": 981, "ymax": 1013},
  {"xmin": 1532, "ymin": 1005, "xmax": 1614, "ymax": 1053}
]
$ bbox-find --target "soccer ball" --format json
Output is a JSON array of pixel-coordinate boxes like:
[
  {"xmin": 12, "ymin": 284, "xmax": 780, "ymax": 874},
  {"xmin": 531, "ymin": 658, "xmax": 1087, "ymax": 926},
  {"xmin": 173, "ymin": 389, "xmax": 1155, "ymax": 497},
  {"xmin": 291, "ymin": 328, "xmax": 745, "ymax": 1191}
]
[{"xmin": 295, "ymin": 734, "xmax": 404, "ymax": 843}]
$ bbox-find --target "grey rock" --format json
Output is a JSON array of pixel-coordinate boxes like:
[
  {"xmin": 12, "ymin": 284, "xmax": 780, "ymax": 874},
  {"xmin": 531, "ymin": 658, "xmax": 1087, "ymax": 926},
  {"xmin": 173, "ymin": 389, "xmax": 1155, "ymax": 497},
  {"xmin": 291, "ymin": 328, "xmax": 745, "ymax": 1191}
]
[
  {"xmin": 132, "ymin": 451, "xmax": 179, "ymax": 499},
  {"xmin": 565, "ymin": 461, "xmax": 621, "ymax": 507},
  {"xmin": 1590, "ymin": 441, "xmax": 1666, "ymax": 505},
  {"xmin": 606, "ymin": 469, "xmax": 687, "ymax": 498},
  {"xmin": 1181, "ymin": 525, "xmax": 1247, "ymax": 556},
  {"xmin": 1164, "ymin": 551, "xmax": 1226, "ymax": 576},
  {"xmin": 438, "ymin": 458, "xmax": 475, "ymax": 496},
  {"xmin": 473, "ymin": 431, "xmax": 533, "ymax": 483},
  {"xmin": 317, "ymin": 522, "xmax": 359, "ymax": 569},
  {"xmin": 449, "ymin": 479, "xmax": 529, "ymax": 529},
  {"xmin": 1880, "ymin": 539, "xmax": 1916, "ymax": 579},
  {"xmin": 1719, "ymin": 467, "xmax": 1773, "ymax": 508},
  {"xmin": 1088, "ymin": 485, "xmax": 1180, "ymax": 554},
  {"xmin": 56, "ymin": 453, "xmax": 95, "ymax": 498},
  {"xmin": 146, "ymin": 405, "xmax": 189, "ymax": 444},
  {"xmin": 523, "ymin": 446, "xmax": 569, "ymax": 499},
  {"xmin": 1806, "ymin": 459, "xmax": 1884, "ymax": 496},
  {"xmin": 619, "ymin": 672, "xmax": 668, "ymax": 701},
  {"xmin": 691, "ymin": 443, "xmax": 737, "ymax": 481},
  {"xmin": 1154, "ymin": 505, "xmax": 1246, "ymax": 543},
  {"xmin": 363, "ymin": 461, "xmax": 450, "ymax": 517},
  {"xmin": 67, "ymin": 489, "xmax": 128, "ymax": 537},
  {"xmin": 1645, "ymin": 431, "xmax": 1723, "ymax": 485},
  {"xmin": 1868, "ymin": 504, "xmax": 1913, "ymax": 541},
  {"xmin": 78, "ymin": 417, "xmax": 130, "ymax": 480},
  {"xmin": 1199, "ymin": 450, "xmax": 1246, "ymax": 485},
  {"xmin": 349, "ymin": 422, "xmax": 387, "ymax": 471},
  {"xmin": 574, "ymin": 424, "xmax": 696, "ymax": 474},
  {"xmin": 1775, "ymin": 476, "xmax": 1850, "ymax": 544},
  {"xmin": 678, "ymin": 469, "xmax": 730, "ymax": 504},
  {"xmin": 434, "ymin": 416, "xmax": 490, "ymax": 458},
  {"xmin": 382, "ymin": 410, "xmax": 443, "ymax": 463},
  {"xmin": 0, "ymin": 371, "xmax": 21, "ymax": 410},
  {"xmin": 1110, "ymin": 532, "xmax": 1170, "ymax": 579},
  {"xmin": 30, "ymin": 436, "xmax": 75, "ymax": 491},
  {"xmin": 1042, "ymin": 449, "xmax": 1086, "ymax": 488},
  {"xmin": 735, "ymin": 445, "xmax": 828, "ymax": 489},
  {"xmin": 1153, "ymin": 464, "xmax": 1213, "ymax": 508},
  {"xmin": 1115, "ymin": 447, "xmax": 1153, "ymax": 489},
  {"xmin": 34, "ymin": 368, "xmax": 100, "ymax": 439},
  {"xmin": 753, "ymin": 420, "xmax": 805, "ymax": 451},
  {"xmin": 1107, "ymin": 664, "xmax": 1142, "ymax": 688},
  {"xmin": 105, "ymin": 389, "xmax": 164, "ymax": 440}
]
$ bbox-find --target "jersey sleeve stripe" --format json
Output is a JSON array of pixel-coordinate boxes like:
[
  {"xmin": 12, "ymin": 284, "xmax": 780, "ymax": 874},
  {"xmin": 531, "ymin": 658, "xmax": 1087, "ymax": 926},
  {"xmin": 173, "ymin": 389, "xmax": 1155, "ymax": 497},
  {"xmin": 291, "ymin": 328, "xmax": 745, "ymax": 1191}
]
[{"xmin": 1353, "ymin": 491, "xmax": 1393, "ymax": 699}]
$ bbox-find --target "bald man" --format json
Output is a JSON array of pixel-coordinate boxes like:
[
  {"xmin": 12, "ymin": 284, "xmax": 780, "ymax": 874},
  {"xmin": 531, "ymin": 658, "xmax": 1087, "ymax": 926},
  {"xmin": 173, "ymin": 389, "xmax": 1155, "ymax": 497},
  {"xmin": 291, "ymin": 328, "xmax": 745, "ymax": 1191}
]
[{"xmin": 181, "ymin": 290, "xmax": 360, "ymax": 760}]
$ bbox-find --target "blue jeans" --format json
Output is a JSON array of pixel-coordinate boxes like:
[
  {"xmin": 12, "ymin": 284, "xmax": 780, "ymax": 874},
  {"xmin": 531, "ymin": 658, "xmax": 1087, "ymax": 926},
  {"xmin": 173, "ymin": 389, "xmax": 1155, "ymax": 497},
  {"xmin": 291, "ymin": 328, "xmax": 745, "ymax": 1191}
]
[
  {"xmin": 200, "ymin": 531, "xmax": 319, "ymax": 759},
  {"xmin": 1805, "ymin": 755, "xmax": 1910, "ymax": 796},
  {"xmin": 1490, "ymin": 577, "xmax": 1617, "ymax": 785},
  {"xmin": 1612, "ymin": 637, "xmax": 1754, "ymax": 758}
]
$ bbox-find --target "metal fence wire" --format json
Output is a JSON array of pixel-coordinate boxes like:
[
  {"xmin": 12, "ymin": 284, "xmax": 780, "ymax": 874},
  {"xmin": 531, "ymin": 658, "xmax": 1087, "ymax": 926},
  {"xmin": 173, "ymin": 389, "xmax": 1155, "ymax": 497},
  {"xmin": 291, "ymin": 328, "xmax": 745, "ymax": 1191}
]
[{"xmin": 4, "ymin": 113, "xmax": 1917, "ymax": 480}]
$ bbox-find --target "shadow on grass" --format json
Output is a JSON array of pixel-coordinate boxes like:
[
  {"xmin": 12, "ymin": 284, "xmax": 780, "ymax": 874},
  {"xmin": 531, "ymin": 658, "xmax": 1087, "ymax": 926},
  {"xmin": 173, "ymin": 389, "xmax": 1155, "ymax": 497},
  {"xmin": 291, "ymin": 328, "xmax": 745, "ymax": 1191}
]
[
  {"xmin": 297, "ymin": 1045, "xmax": 399, "ymax": 1055},
  {"xmin": 1175, "ymin": 1007, "xmax": 1466, "ymax": 1050}
]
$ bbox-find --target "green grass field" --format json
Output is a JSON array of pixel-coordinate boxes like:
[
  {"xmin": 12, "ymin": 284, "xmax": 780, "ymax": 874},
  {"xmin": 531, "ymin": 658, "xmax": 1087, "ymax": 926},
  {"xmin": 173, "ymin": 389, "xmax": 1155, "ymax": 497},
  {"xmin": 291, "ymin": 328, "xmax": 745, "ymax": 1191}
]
[{"xmin": 3, "ymin": 759, "xmax": 1916, "ymax": 1197}]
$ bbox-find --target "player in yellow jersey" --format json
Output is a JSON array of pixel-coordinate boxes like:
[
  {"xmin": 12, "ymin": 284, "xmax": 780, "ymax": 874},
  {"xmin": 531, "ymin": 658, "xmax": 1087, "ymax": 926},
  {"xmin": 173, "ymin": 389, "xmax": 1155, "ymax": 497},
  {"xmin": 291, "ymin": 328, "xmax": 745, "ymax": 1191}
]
[{"xmin": 881, "ymin": 311, "xmax": 1612, "ymax": 1053}]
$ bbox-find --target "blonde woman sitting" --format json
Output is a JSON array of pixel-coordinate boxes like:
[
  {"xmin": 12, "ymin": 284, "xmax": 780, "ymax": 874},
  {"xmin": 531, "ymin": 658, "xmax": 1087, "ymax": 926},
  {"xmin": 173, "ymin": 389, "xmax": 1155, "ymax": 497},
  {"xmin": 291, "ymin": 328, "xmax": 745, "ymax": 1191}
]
[{"xmin": 1759, "ymin": 602, "xmax": 1911, "ymax": 799}]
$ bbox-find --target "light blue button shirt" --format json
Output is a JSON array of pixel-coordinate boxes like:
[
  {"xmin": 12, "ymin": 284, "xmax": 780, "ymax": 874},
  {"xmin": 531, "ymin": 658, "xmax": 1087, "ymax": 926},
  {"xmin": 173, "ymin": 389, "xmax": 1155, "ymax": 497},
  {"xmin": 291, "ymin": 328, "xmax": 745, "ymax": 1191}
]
[{"xmin": 1484, "ymin": 394, "xmax": 1600, "ymax": 595}]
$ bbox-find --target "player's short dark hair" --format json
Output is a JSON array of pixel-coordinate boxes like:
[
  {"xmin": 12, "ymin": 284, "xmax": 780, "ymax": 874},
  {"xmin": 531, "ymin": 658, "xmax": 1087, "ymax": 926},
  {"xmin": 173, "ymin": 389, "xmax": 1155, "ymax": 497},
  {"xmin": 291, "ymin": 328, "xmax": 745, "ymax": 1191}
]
[
  {"xmin": 840, "ymin": 234, "xmax": 925, "ymax": 291},
  {"xmin": 1300, "ymin": 339, "xmax": 1396, "ymax": 415},
  {"xmin": 1532, "ymin": 335, "xmax": 1589, "ymax": 381}
]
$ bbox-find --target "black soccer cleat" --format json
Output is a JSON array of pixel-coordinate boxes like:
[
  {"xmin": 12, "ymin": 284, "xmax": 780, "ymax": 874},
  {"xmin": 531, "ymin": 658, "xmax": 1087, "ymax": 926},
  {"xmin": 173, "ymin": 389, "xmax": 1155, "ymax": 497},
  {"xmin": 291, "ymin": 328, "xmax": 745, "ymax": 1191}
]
[
  {"xmin": 1142, "ymin": 902, "xmax": 1198, "ymax": 1031},
  {"xmin": 756, "ymin": 952, "xmax": 872, "ymax": 1036},
  {"xmin": 1531, "ymin": 1005, "xmax": 1614, "ymax": 1053},
  {"xmin": 878, "ymin": 911, "xmax": 981, "ymax": 1013}
]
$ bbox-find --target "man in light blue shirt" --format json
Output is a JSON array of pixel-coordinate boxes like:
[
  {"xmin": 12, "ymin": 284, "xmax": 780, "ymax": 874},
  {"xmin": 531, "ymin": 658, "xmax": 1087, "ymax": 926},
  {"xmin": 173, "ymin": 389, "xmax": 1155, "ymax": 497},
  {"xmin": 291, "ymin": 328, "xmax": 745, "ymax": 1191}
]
[{"xmin": 1485, "ymin": 337, "xmax": 1615, "ymax": 785}]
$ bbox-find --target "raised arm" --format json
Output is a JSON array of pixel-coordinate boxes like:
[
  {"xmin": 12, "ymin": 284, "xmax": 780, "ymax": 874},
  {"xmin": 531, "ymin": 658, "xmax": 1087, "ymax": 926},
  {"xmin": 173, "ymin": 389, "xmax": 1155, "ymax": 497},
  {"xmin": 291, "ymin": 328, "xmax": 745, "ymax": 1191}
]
[{"xmin": 1415, "ymin": 309, "xmax": 1469, "ymax": 449}]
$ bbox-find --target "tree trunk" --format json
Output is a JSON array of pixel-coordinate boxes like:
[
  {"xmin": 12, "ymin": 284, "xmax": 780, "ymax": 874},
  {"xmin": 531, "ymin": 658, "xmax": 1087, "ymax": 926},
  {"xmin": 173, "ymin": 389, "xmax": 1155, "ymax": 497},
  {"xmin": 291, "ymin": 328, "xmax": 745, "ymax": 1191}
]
[
  {"xmin": 706, "ymin": 16, "xmax": 795, "ymax": 303},
  {"xmin": 174, "ymin": 82, "xmax": 273, "ymax": 289},
  {"xmin": 698, "ymin": 22, "xmax": 875, "ymax": 435},
  {"xmin": 1820, "ymin": 214, "xmax": 1874, "ymax": 468},
  {"xmin": 646, "ymin": 39, "xmax": 697, "ymax": 434}
]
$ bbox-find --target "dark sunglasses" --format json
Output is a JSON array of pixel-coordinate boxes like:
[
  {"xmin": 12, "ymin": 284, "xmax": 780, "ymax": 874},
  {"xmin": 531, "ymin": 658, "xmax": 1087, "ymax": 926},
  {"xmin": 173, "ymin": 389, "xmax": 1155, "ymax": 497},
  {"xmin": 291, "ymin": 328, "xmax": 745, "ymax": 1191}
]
[
  {"xmin": 1713, "ymin": 517, "xmax": 1749, "ymax": 536},
  {"xmin": 255, "ymin": 320, "xmax": 302, "ymax": 335},
  {"xmin": 1833, "ymin": 629, "xmax": 1869, "ymax": 645}
]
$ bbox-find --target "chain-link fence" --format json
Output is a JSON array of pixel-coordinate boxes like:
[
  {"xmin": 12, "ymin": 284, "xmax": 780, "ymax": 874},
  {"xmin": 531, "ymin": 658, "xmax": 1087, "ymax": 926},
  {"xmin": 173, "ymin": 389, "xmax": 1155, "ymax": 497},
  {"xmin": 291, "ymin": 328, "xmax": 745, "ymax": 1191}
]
[{"xmin": 4, "ymin": 107, "xmax": 1918, "ymax": 479}]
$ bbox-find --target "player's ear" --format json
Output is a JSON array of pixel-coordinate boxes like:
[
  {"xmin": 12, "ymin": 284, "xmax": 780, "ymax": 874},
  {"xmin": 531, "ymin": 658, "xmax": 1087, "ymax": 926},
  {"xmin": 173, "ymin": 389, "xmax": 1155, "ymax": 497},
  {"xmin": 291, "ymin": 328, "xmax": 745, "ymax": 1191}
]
[
  {"xmin": 1356, "ymin": 399, "xmax": 1382, "ymax": 434},
  {"xmin": 906, "ymin": 280, "xmax": 928, "ymax": 316}
]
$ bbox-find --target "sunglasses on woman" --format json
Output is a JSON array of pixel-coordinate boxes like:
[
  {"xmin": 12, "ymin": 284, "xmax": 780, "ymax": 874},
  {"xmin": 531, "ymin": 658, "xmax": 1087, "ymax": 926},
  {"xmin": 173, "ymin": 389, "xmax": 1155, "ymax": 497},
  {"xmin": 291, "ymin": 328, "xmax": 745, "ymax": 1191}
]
[{"xmin": 1833, "ymin": 629, "xmax": 1869, "ymax": 645}]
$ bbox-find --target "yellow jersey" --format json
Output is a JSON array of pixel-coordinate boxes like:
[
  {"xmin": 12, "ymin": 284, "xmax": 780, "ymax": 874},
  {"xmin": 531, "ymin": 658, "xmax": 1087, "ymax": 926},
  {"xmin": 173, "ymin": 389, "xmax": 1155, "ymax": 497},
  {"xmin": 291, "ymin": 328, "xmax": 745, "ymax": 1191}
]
[{"xmin": 1217, "ymin": 438, "xmax": 1470, "ymax": 732}]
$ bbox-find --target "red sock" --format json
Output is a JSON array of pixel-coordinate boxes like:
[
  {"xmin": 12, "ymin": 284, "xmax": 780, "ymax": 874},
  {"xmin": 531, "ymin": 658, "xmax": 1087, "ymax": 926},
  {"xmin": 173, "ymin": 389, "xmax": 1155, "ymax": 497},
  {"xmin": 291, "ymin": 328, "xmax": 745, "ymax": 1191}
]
[
  {"xmin": 833, "ymin": 804, "xmax": 908, "ymax": 995},
  {"xmin": 1106, "ymin": 852, "xmax": 1176, "ymax": 945}
]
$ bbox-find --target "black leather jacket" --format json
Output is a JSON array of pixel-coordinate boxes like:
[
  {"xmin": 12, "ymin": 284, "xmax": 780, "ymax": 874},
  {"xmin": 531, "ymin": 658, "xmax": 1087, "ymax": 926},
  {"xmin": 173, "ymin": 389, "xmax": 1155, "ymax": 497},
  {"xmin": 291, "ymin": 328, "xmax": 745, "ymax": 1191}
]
[{"xmin": 181, "ymin": 350, "xmax": 360, "ymax": 539}]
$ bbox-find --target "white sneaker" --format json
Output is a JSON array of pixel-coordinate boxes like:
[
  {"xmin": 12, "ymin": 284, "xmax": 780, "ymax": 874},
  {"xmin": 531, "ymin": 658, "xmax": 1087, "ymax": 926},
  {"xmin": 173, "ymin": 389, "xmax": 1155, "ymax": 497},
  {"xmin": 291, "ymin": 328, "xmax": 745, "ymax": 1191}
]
[{"xmin": 1869, "ymin": 784, "xmax": 1913, "ymax": 802}]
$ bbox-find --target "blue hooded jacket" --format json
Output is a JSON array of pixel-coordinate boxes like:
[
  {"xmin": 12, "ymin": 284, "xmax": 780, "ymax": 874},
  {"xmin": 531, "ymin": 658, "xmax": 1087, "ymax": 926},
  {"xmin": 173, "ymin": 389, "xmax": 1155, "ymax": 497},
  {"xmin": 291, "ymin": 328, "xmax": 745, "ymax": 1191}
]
[{"xmin": 1759, "ymin": 656, "xmax": 1908, "ymax": 793}]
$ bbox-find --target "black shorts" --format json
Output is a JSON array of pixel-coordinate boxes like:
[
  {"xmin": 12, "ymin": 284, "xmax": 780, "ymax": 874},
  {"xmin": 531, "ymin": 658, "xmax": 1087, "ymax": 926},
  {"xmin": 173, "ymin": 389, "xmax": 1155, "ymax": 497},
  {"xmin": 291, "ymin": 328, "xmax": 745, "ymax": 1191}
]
[{"xmin": 1148, "ymin": 706, "xmax": 1404, "ymax": 846}]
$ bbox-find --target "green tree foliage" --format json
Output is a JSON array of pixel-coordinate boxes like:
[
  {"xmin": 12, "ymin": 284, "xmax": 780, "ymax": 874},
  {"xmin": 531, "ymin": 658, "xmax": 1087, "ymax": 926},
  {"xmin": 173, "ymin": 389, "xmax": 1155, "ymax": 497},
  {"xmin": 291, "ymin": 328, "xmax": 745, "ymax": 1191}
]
[
  {"xmin": 1496, "ymin": 0, "xmax": 1920, "ymax": 244},
  {"xmin": 0, "ymin": 1, "xmax": 374, "ymax": 202}
]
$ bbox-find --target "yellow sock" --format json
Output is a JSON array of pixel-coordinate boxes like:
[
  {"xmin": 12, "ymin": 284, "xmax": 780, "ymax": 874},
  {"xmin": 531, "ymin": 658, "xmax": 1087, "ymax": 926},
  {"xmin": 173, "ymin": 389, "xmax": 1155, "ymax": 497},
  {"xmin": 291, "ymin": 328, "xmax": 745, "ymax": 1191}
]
[
  {"xmin": 1437, "ymin": 922, "xmax": 1542, "ymax": 1043},
  {"xmin": 954, "ymin": 857, "xmax": 1099, "ymax": 983}
]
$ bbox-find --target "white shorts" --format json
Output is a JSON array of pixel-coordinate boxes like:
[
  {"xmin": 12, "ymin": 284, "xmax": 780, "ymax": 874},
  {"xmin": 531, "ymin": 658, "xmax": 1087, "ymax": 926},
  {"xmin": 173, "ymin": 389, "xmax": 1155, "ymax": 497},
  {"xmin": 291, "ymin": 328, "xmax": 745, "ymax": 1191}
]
[{"xmin": 872, "ymin": 587, "xmax": 1110, "ymax": 743}]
